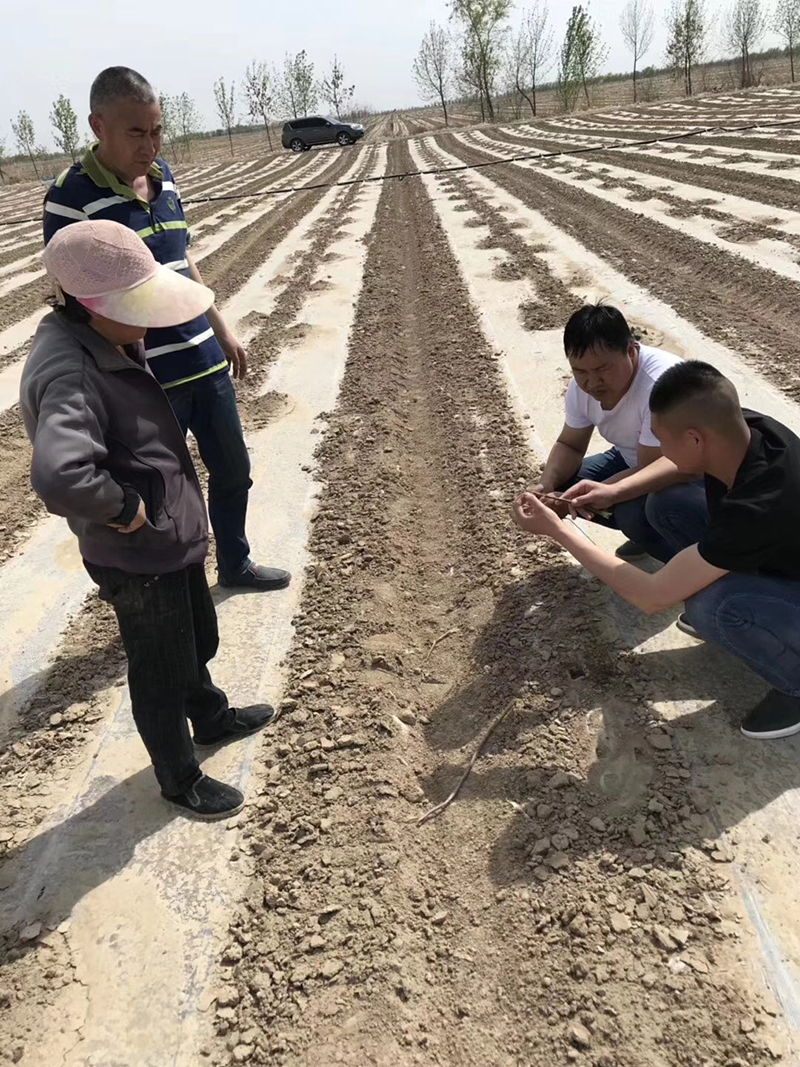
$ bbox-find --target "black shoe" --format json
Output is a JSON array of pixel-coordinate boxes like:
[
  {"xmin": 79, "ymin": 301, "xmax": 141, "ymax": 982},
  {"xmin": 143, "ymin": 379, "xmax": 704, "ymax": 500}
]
[
  {"xmin": 194, "ymin": 704, "xmax": 277, "ymax": 748},
  {"xmin": 163, "ymin": 774, "xmax": 244, "ymax": 821},
  {"xmin": 615, "ymin": 540, "xmax": 649, "ymax": 561},
  {"xmin": 741, "ymin": 690, "xmax": 800, "ymax": 740},
  {"xmin": 676, "ymin": 613, "xmax": 703, "ymax": 640},
  {"xmin": 218, "ymin": 562, "xmax": 291, "ymax": 591}
]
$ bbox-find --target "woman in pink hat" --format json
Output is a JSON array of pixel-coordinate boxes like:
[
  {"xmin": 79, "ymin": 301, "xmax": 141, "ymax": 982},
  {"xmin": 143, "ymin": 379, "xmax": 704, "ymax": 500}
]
[{"xmin": 20, "ymin": 219, "xmax": 275, "ymax": 820}]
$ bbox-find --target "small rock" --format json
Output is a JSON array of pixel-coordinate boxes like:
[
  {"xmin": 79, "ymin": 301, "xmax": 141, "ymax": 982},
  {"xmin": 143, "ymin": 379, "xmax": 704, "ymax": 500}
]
[
  {"xmin": 232, "ymin": 1045, "xmax": 254, "ymax": 1063},
  {"xmin": 652, "ymin": 925, "xmax": 678, "ymax": 952},
  {"xmin": 569, "ymin": 1022, "xmax": 592, "ymax": 1049},
  {"xmin": 222, "ymin": 943, "xmax": 243, "ymax": 965},
  {"xmin": 397, "ymin": 710, "xmax": 417, "ymax": 727},
  {"xmin": 640, "ymin": 884, "xmax": 658, "ymax": 909},
  {"xmin": 682, "ymin": 954, "xmax": 710, "ymax": 975},
  {"xmin": 610, "ymin": 913, "xmax": 631, "ymax": 934},
  {"xmin": 548, "ymin": 771, "xmax": 572, "ymax": 789},
  {"xmin": 431, "ymin": 911, "xmax": 448, "ymax": 926},
  {"xmin": 532, "ymin": 837, "xmax": 551, "ymax": 855},
  {"xmin": 320, "ymin": 958, "xmax": 344, "ymax": 979},
  {"xmin": 739, "ymin": 1017, "xmax": 756, "ymax": 1034},
  {"xmin": 647, "ymin": 732, "xmax": 672, "ymax": 751},
  {"xmin": 670, "ymin": 927, "xmax": 690, "ymax": 947},
  {"xmin": 628, "ymin": 823, "xmax": 648, "ymax": 847},
  {"xmin": 589, "ymin": 817, "xmax": 606, "ymax": 833},
  {"xmin": 546, "ymin": 851, "xmax": 570, "ymax": 871},
  {"xmin": 19, "ymin": 922, "xmax": 42, "ymax": 943},
  {"xmin": 537, "ymin": 804, "xmax": 553, "ymax": 819},
  {"xmin": 569, "ymin": 913, "xmax": 589, "ymax": 938},
  {"xmin": 48, "ymin": 713, "xmax": 64, "ymax": 727}
]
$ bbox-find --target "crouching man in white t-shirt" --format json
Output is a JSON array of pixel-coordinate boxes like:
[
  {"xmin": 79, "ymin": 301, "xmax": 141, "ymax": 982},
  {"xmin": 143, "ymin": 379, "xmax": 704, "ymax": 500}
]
[{"xmin": 533, "ymin": 304, "xmax": 702, "ymax": 562}]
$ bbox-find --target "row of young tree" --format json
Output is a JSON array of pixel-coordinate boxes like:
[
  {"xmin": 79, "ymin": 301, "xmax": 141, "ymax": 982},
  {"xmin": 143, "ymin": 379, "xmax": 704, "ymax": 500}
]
[
  {"xmin": 1, "ymin": 95, "xmax": 83, "ymax": 181},
  {"xmin": 413, "ymin": 0, "xmax": 800, "ymax": 124},
  {"xmin": 0, "ymin": 51, "xmax": 361, "ymax": 179},
  {"xmin": 212, "ymin": 53, "xmax": 361, "ymax": 155}
]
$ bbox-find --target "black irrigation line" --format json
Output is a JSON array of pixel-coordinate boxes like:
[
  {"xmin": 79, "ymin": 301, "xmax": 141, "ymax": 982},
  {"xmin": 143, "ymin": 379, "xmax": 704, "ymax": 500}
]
[{"xmin": 3, "ymin": 115, "xmax": 800, "ymax": 228}]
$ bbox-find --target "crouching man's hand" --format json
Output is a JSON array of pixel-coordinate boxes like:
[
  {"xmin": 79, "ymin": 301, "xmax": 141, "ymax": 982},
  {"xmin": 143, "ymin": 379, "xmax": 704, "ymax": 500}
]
[
  {"xmin": 512, "ymin": 492, "xmax": 564, "ymax": 537},
  {"xmin": 560, "ymin": 479, "xmax": 617, "ymax": 518}
]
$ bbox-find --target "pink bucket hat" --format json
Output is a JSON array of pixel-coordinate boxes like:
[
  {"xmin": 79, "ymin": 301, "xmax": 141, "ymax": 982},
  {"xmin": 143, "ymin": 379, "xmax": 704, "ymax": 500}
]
[{"xmin": 42, "ymin": 219, "xmax": 214, "ymax": 328}]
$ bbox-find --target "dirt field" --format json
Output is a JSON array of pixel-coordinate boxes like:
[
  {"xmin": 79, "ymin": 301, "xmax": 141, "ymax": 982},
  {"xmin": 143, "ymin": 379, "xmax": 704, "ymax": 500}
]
[{"xmin": 2, "ymin": 85, "xmax": 800, "ymax": 1066}]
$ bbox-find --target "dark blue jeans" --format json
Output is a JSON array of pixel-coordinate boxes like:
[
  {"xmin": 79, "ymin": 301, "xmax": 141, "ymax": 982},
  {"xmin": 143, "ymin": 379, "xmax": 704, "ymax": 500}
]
[
  {"xmin": 560, "ymin": 448, "xmax": 698, "ymax": 564},
  {"xmin": 167, "ymin": 370, "xmax": 253, "ymax": 581},
  {"xmin": 647, "ymin": 490, "xmax": 800, "ymax": 697}
]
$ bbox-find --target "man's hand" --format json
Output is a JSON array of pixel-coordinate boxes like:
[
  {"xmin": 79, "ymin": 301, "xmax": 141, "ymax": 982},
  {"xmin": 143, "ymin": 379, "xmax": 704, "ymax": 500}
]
[
  {"xmin": 218, "ymin": 332, "xmax": 248, "ymax": 380},
  {"xmin": 528, "ymin": 483, "xmax": 570, "ymax": 518},
  {"xmin": 512, "ymin": 492, "xmax": 564, "ymax": 537},
  {"xmin": 117, "ymin": 499, "xmax": 147, "ymax": 534},
  {"xmin": 560, "ymin": 479, "xmax": 619, "ymax": 517}
]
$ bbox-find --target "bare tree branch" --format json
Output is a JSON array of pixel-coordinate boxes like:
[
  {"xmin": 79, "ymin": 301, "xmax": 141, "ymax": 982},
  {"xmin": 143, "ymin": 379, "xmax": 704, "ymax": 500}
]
[
  {"xmin": 213, "ymin": 77, "xmax": 237, "ymax": 156},
  {"xmin": 725, "ymin": 0, "xmax": 767, "ymax": 87},
  {"xmin": 620, "ymin": 0, "xmax": 655, "ymax": 101},
  {"xmin": 413, "ymin": 22, "xmax": 453, "ymax": 125},
  {"xmin": 775, "ymin": 0, "xmax": 800, "ymax": 81},
  {"xmin": 243, "ymin": 60, "xmax": 274, "ymax": 150}
]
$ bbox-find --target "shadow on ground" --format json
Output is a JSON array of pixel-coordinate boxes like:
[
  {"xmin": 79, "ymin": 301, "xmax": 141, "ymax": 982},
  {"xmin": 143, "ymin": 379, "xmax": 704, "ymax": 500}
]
[{"xmin": 420, "ymin": 569, "xmax": 800, "ymax": 886}]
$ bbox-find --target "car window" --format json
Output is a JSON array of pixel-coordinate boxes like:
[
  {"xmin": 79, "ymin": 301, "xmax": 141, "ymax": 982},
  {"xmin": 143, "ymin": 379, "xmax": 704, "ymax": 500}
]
[
  {"xmin": 310, "ymin": 118, "xmax": 327, "ymax": 128},
  {"xmin": 294, "ymin": 119, "xmax": 311, "ymax": 130}
]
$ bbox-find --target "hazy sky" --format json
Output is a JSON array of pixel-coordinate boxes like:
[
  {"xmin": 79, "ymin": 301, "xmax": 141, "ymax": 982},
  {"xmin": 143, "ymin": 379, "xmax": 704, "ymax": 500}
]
[{"xmin": 3, "ymin": 0, "xmax": 783, "ymax": 151}]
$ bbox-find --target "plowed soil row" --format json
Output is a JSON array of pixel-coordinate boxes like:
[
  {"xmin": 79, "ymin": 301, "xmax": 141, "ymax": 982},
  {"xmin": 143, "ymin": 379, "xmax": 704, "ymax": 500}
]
[
  {"xmin": 414, "ymin": 141, "xmax": 581, "ymax": 329},
  {"xmin": 534, "ymin": 120, "xmax": 800, "ymax": 159},
  {"xmin": 438, "ymin": 131, "xmax": 800, "ymax": 401},
  {"xmin": 0, "ymin": 239, "xmax": 39, "ymax": 272},
  {"xmin": 184, "ymin": 154, "xmax": 317, "ymax": 229},
  {"xmin": 211, "ymin": 142, "xmax": 772, "ymax": 1067},
  {"xmin": 199, "ymin": 147, "xmax": 375, "ymax": 304},
  {"xmin": 478, "ymin": 127, "xmax": 800, "ymax": 215}
]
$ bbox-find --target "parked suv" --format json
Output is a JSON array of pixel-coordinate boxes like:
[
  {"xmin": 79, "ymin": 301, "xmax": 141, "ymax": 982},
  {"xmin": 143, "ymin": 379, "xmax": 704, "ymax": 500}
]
[{"xmin": 282, "ymin": 116, "xmax": 365, "ymax": 152}]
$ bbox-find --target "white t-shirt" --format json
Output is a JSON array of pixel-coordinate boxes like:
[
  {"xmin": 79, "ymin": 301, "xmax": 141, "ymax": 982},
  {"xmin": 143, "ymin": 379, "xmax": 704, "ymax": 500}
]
[{"xmin": 564, "ymin": 345, "xmax": 681, "ymax": 468}]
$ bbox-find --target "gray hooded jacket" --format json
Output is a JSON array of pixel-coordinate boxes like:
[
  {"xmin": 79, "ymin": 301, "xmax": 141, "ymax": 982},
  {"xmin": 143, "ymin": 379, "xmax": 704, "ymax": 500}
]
[{"xmin": 20, "ymin": 312, "xmax": 208, "ymax": 573}]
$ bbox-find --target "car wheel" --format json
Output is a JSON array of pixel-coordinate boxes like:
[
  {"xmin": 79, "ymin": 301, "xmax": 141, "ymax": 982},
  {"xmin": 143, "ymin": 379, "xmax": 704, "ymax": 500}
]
[
  {"xmin": 337, "ymin": 132, "xmax": 353, "ymax": 147},
  {"xmin": 290, "ymin": 139, "xmax": 305, "ymax": 153}
]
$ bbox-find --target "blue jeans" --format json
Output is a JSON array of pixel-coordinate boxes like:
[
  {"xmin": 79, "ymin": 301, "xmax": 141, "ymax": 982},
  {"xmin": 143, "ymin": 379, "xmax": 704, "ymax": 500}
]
[
  {"xmin": 647, "ymin": 488, "xmax": 800, "ymax": 698},
  {"xmin": 167, "ymin": 370, "xmax": 252, "ymax": 581},
  {"xmin": 561, "ymin": 448, "xmax": 700, "ymax": 564}
]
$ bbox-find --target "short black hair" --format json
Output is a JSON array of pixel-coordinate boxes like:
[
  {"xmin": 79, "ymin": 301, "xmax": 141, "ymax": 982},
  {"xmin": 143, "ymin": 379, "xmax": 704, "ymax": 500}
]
[
  {"xmin": 48, "ymin": 292, "xmax": 92, "ymax": 325},
  {"xmin": 649, "ymin": 361, "xmax": 725, "ymax": 416},
  {"xmin": 563, "ymin": 303, "xmax": 633, "ymax": 360},
  {"xmin": 90, "ymin": 67, "xmax": 156, "ymax": 113}
]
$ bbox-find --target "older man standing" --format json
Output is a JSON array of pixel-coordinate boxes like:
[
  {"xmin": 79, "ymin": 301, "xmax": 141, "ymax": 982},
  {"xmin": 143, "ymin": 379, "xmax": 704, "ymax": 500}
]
[{"xmin": 43, "ymin": 66, "xmax": 290, "ymax": 592}]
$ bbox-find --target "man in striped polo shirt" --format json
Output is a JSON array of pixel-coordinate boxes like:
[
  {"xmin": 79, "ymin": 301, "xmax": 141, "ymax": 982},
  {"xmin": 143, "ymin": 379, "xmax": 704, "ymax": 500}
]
[{"xmin": 43, "ymin": 66, "xmax": 290, "ymax": 592}]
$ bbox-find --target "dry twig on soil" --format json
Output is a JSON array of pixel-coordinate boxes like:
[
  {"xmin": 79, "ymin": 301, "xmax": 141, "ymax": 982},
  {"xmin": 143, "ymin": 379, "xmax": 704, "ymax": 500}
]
[
  {"xmin": 425, "ymin": 627, "xmax": 459, "ymax": 661},
  {"xmin": 417, "ymin": 705, "xmax": 514, "ymax": 826}
]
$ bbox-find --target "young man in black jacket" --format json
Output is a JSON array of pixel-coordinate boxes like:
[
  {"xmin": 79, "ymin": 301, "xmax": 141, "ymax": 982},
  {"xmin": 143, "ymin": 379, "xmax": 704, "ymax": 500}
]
[{"xmin": 21, "ymin": 220, "xmax": 275, "ymax": 818}]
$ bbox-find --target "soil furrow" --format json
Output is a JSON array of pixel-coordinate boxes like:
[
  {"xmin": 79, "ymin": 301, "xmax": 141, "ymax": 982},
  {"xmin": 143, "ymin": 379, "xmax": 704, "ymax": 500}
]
[
  {"xmin": 198, "ymin": 147, "xmax": 374, "ymax": 304},
  {"xmin": 479, "ymin": 126, "xmax": 800, "ymax": 214},
  {"xmin": 437, "ymin": 130, "xmax": 800, "ymax": 401},
  {"xmin": 184, "ymin": 154, "xmax": 317, "ymax": 228},
  {"xmin": 414, "ymin": 140, "xmax": 581, "ymax": 329},
  {"xmin": 0, "ymin": 241, "xmax": 40, "ymax": 272},
  {"xmin": 215, "ymin": 140, "xmax": 771, "ymax": 1067}
]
